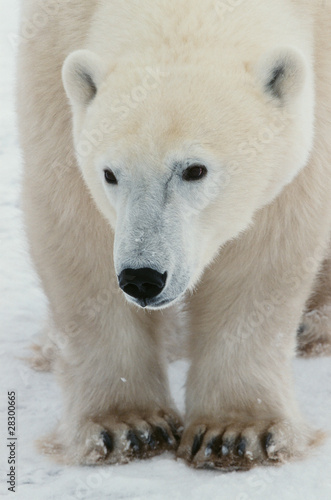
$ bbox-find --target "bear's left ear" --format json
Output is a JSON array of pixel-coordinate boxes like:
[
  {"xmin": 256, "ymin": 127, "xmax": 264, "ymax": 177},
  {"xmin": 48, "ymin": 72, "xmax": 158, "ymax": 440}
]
[
  {"xmin": 255, "ymin": 47, "xmax": 307, "ymax": 103},
  {"xmin": 62, "ymin": 49, "xmax": 107, "ymax": 107}
]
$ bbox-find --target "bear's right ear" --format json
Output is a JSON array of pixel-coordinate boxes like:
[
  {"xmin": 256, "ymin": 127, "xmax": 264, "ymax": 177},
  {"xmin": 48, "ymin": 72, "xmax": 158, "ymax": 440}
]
[{"xmin": 62, "ymin": 49, "xmax": 106, "ymax": 107}]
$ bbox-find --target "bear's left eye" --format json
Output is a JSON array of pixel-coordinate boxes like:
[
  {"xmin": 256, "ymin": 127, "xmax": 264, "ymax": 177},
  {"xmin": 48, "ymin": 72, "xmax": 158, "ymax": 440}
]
[
  {"xmin": 182, "ymin": 164, "xmax": 207, "ymax": 181},
  {"xmin": 104, "ymin": 168, "xmax": 118, "ymax": 185}
]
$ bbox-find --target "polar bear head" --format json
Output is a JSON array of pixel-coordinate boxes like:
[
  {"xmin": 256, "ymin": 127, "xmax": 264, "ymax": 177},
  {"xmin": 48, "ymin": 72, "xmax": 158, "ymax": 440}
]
[{"xmin": 62, "ymin": 45, "xmax": 314, "ymax": 309}]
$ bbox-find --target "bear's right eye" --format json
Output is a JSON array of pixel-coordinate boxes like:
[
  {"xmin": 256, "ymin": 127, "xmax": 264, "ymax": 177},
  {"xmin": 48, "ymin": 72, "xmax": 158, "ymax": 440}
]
[{"xmin": 104, "ymin": 169, "xmax": 118, "ymax": 185}]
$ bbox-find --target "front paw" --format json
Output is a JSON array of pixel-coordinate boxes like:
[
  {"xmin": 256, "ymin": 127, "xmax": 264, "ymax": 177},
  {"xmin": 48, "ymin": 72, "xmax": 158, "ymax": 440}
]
[
  {"xmin": 177, "ymin": 418, "xmax": 320, "ymax": 471},
  {"xmin": 53, "ymin": 409, "xmax": 183, "ymax": 465}
]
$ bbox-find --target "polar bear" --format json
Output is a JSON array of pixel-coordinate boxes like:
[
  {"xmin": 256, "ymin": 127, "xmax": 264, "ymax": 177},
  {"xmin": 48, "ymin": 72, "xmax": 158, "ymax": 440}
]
[{"xmin": 17, "ymin": 0, "xmax": 331, "ymax": 469}]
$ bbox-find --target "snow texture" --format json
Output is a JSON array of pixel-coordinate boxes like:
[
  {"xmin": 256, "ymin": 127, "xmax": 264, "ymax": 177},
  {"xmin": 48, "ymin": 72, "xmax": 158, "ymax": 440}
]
[{"xmin": 0, "ymin": 2, "xmax": 331, "ymax": 499}]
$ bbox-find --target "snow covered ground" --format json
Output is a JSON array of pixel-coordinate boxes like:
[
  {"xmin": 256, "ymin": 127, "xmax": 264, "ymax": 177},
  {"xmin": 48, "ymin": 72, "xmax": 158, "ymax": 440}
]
[{"xmin": 1, "ymin": 2, "xmax": 331, "ymax": 499}]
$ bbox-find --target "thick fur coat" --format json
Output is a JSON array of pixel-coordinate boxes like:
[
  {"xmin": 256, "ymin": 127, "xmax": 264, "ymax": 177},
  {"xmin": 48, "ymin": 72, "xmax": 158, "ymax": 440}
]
[{"xmin": 17, "ymin": 0, "xmax": 331, "ymax": 469}]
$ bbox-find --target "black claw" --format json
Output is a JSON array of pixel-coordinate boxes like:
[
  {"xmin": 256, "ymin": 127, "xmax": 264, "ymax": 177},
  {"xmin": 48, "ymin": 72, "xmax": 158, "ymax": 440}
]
[
  {"xmin": 168, "ymin": 421, "xmax": 181, "ymax": 443},
  {"xmin": 147, "ymin": 433, "xmax": 157, "ymax": 450},
  {"xmin": 205, "ymin": 441, "xmax": 214, "ymax": 457},
  {"xmin": 191, "ymin": 431, "xmax": 204, "ymax": 457},
  {"xmin": 101, "ymin": 430, "xmax": 114, "ymax": 454},
  {"xmin": 156, "ymin": 426, "xmax": 172, "ymax": 444},
  {"xmin": 205, "ymin": 435, "xmax": 222, "ymax": 457},
  {"xmin": 221, "ymin": 438, "xmax": 234, "ymax": 456},
  {"xmin": 151, "ymin": 425, "xmax": 174, "ymax": 446},
  {"xmin": 127, "ymin": 430, "xmax": 142, "ymax": 453},
  {"xmin": 150, "ymin": 426, "xmax": 169, "ymax": 448},
  {"xmin": 264, "ymin": 432, "xmax": 274, "ymax": 450},
  {"xmin": 137, "ymin": 430, "xmax": 151, "ymax": 445},
  {"xmin": 221, "ymin": 444, "xmax": 229, "ymax": 456},
  {"xmin": 237, "ymin": 438, "xmax": 247, "ymax": 457}
]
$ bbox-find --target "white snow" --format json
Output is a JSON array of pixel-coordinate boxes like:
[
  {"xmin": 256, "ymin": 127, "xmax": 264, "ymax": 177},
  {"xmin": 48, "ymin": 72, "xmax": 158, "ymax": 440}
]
[{"xmin": 1, "ymin": 2, "xmax": 331, "ymax": 499}]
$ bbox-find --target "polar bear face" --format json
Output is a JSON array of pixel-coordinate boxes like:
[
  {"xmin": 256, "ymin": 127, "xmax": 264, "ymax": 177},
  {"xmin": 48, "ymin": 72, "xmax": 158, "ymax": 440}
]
[{"xmin": 62, "ymin": 47, "xmax": 314, "ymax": 309}]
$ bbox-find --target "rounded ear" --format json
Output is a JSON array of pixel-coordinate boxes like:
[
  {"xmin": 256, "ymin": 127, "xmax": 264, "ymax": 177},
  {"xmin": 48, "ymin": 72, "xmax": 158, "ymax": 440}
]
[
  {"xmin": 255, "ymin": 47, "xmax": 307, "ymax": 103},
  {"xmin": 62, "ymin": 49, "xmax": 106, "ymax": 107}
]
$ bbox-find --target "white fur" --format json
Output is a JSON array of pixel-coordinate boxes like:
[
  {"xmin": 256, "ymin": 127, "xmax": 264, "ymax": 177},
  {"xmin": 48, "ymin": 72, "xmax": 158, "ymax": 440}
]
[{"xmin": 17, "ymin": 0, "xmax": 331, "ymax": 468}]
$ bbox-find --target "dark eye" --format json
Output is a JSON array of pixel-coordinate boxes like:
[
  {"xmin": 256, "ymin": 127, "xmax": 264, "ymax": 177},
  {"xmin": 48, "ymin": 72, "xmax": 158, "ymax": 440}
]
[
  {"xmin": 104, "ymin": 168, "xmax": 117, "ymax": 185},
  {"xmin": 182, "ymin": 165, "xmax": 207, "ymax": 181}
]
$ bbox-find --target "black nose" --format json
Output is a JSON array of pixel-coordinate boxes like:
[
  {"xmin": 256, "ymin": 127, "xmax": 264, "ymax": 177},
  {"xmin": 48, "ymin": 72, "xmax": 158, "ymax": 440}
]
[{"xmin": 118, "ymin": 268, "xmax": 167, "ymax": 304}]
